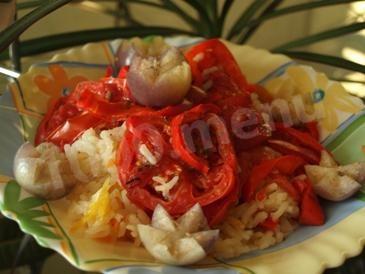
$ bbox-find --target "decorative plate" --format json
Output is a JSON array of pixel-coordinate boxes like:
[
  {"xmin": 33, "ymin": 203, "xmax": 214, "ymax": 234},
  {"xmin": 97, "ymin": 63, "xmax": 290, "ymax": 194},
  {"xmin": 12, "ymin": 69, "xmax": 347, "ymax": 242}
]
[{"xmin": 0, "ymin": 36, "xmax": 364, "ymax": 274}]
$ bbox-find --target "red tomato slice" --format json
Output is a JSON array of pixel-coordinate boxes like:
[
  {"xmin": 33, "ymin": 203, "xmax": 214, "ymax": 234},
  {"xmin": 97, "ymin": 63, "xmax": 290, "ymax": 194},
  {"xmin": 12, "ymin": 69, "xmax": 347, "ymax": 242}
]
[
  {"xmin": 171, "ymin": 104, "xmax": 236, "ymax": 174},
  {"xmin": 292, "ymin": 177, "xmax": 325, "ymax": 226},
  {"xmin": 267, "ymin": 139, "xmax": 320, "ymax": 164},
  {"xmin": 243, "ymin": 155, "xmax": 305, "ymax": 201},
  {"xmin": 117, "ymin": 114, "xmax": 237, "ymax": 221},
  {"xmin": 185, "ymin": 39, "xmax": 252, "ymax": 92},
  {"xmin": 274, "ymin": 123, "xmax": 324, "ymax": 152},
  {"xmin": 35, "ymin": 97, "xmax": 81, "ymax": 145},
  {"xmin": 76, "ymin": 88, "xmax": 152, "ymax": 121},
  {"xmin": 36, "ymin": 72, "xmax": 139, "ymax": 148},
  {"xmin": 46, "ymin": 112, "xmax": 106, "ymax": 147}
]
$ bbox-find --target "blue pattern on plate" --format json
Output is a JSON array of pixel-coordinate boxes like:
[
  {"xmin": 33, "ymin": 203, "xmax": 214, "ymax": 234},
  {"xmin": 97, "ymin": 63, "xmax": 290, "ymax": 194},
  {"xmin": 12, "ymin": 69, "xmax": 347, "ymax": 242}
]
[{"xmin": 104, "ymin": 266, "xmax": 239, "ymax": 274}]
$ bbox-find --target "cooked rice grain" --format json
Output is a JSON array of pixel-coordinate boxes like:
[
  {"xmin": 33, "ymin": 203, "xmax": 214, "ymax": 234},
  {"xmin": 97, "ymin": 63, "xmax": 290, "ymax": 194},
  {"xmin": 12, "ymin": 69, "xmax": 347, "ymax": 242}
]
[{"xmin": 214, "ymin": 183, "xmax": 299, "ymax": 258}]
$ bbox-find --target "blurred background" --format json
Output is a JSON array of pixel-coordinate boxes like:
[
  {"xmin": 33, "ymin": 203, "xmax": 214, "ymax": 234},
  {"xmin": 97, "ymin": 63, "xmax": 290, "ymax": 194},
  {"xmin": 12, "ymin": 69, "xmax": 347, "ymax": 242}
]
[{"xmin": 0, "ymin": 0, "xmax": 364, "ymax": 273}]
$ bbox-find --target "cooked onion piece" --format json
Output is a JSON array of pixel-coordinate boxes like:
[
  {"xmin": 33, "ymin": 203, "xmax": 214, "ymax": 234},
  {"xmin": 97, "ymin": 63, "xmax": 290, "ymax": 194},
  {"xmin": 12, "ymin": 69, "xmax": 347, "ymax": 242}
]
[
  {"xmin": 137, "ymin": 204, "xmax": 219, "ymax": 265},
  {"xmin": 127, "ymin": 38, "xmax": 192, "ymax": 107},
  {"xmin": 305, "ymin": 150, "xmax": 365, "ymax": 201},
  {"xmin": 13, "ymin": 142, "xmax": 78, "ymax": 200}
]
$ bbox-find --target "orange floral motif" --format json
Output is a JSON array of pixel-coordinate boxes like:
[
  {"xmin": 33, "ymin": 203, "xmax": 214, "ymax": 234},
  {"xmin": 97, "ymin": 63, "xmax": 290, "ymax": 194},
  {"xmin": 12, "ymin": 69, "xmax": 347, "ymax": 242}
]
[{"xmin": 34, "ymin": 64, "xmax": 87, "ymax": 100}]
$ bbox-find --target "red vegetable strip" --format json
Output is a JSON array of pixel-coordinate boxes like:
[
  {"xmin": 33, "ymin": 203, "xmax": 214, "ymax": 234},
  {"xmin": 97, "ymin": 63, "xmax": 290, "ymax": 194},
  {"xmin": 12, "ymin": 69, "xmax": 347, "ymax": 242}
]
[
  {"xmin": 275, "ymin": 123, "xmax": 324, "ymax": 152},
  {"xmin": 260, "ymin": 217, "xmax": 278, "ymax": 231},
  {"xmin": 158, "ymin": 104, "xmax": 192, "ymax": 117},
  {"xmin": 76, "ymin": 89, "xmax": 152, "ymax": 120},
  {"xmin": 184, "ymin": 39, "xmax": 252, "ymax": 92},
  {"xmin": 304, "ymin": 121, "xmax": 320, "ymax": 140},
  {"xmin": 267, "ymin": 139, "xmax": 320, "ymax": 164},
  {"xmin": 46, "ymin": 112, "xmax": 105, "ymax": 147},
  {"xmin": 203, "ymin": 183, "xmax": 238, "ymax": 226},
  {"xmin": 272, "ymin": 175, "xmax": 300, "ymax": 201},
  {"xmin": 292, "ymin": 178, "xmax": 325, "ymax": 226},
  {"xmin": 243, "ymin": 155, "xmax": 305, "ymax": 201},
  {"xmin": 170, "ymin": 104, "xmax": 221, "ymax": 174}
]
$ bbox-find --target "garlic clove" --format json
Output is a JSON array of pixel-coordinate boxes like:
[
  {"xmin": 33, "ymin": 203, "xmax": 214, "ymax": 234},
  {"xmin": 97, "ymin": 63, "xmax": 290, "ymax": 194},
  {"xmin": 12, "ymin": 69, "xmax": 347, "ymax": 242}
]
[
  {"xmin": 305, "ymin": 165, "xmax": 361, "ymax": 201},
  {"xmin": 317, "ymin": 175, "xmax": 361, "ymax": 201},
  {"xmin": 338, "ymin": 162, "xmax": 365, "ymax": 183},
  {"xmin": 13, "ymin": 142, "xmax": 77, "ymax": 200},
  {"xmin": 127, "ymin": 45, "xmax": 192, "ymax": 107},
  {"xmin": 319, "ymin": 150, "xmax": 337, "ymax": 168},
  {"xmin": 173, "ymin": 237, "xmax": 207, "ymax": 265},
  {"xmin": 137, "ymin": 225, "xmax": 207, "ymax": 265},
  {"xmin": 305, "ymin": 165, "xmax": 333, "ymax": 183},
  {"xmin": 177, "ymin": 203, "xmax": 208, "ymax": 233},
  {"xmin": 138, "ymin": 204, "xmax": 219, "ymax": 265},
  {"xmin": 151, "ymin": 204, "xmax": 176, "ymax": 232}
]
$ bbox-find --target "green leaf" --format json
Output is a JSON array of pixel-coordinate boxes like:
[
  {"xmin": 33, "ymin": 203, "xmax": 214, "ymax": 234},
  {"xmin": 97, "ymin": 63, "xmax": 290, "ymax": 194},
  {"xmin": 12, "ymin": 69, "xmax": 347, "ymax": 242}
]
[
  {"xmin": 23, "ymin": 220, "xmax": 53, "ymax": 228},
  {"xmin": 20, "ymin": 210, "xmax": 50, "ymax": 220},
  {"xmin": 18, "ymin": 197, "xmax": 46, "ymax": 211},
  {"xmin": 274, "ymin": 22, "xmax": 365, "ymax": 50},
  {"xmin": 218, "ymin": 0, "xmax": 235, "ymax": 36},
  {"xmin": 114, "ymin": 0, "xmax": 143, "ymax": 26},
  {"xmin": 21, "ymin": 220, "xmax": 60, "ymax": 239},
  {"xmin": 330, "ymin": 77, "xmax": 365, "ymax": 84},
  {"xmin": 16, "ymin": 0, "xmax": 43, "ymax": 10},
  {"xmin": 275, "ymin": 50, "xmax": 365, "ymax": 74},
  {"xmin": 244, "ymin": 0, "xmax": 362, "ymax": 29},
  {"xmin": 203, "ymin": 0, "xmax": 218, "ymax": 22},
  {"xmin": 198, "ymin": 0, "xmax": 219, "ymax": 36},
  {"xmin": 184, "ymin": 0, "xmax": 213, "ymax": 36},
  {"xmin": 0, "ymin": 0, "xmax": 71, "ymax": 53},
  {"xmin": 238, "ymin": 0, "xmax": 285, "ymax": 44},
  {"xmin": 3, "ymin": 181, "xmax": 21, "ymax": 211},
  {"xmin": 159, "ymin": 0, "xmax": 201, "ymax": 33},
  {"xmin": 0, "ymin": 26, "xmax": 195, "ymax": 61},
  {"xmin": 227, "ymin": 0, "xmax": 268, "ymax": 40}
]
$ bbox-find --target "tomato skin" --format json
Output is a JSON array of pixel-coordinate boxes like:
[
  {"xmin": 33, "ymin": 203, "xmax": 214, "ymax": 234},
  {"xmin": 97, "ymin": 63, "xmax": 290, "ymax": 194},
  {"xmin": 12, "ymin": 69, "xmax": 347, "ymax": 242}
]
[
  {"xmin": 35, "ymin": 97, "xmax": 81, "ymax": 145},
  {"xmin": 76, "ymin": 88, "xmax": 152, "ymax": 120},
  {"xmin": 267, "ymin": 139, "xmax": 320, "ymax": 164},
  {"xmin": 46, "ymin": 112, "xmax": 106, "ymax": 147},
  {"xmin": 117, "ymin": 113, "xmax": 238, "ymax": 222},
  {"xmin": 274, "ymin": 123, "xmax": 324, "ymax": 152},
  {"xmin": 260, "ymin": 217, "xmax": 278, "ymax": 231},
  {"xmin": 171, "ymin": 104, "xmax": 223, "ymax": 174},
  {"xmin": 292, "ymin": 178, "xmax": 325, "ymax": 226},
  {"xmin": 36, "ymin": 70, "xmax": 139, "ymax": 148},
  {"xmin": 185, "ymin": 39, "xmax": 252, "ymax": 92},
  {"xmin": 242, "ymin": 155, "xmax": 305, "ymax": 201}
]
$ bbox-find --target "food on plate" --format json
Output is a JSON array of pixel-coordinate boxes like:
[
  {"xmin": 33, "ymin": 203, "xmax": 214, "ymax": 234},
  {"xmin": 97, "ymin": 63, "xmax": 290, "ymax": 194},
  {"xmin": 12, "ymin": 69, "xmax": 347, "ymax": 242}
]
[
  {"xmin": 13, "ymin": 142, "xmax": 77, "ymax": 199},
  {"xmin": 305, "ymin": 150, "xmax": 365, "ymax": 201},
  {"xmin": 137, "ymin": 204, "xmax": 219, "ymax": 265},
  {"xmin": 13, "ymin": 37, "xmax": 365, "ymax": 265}
]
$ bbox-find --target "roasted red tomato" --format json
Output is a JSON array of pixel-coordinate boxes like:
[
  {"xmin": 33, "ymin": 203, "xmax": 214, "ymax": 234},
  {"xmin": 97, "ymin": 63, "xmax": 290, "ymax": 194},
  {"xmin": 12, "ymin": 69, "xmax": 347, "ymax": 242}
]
[
  {"xmin": 292, "ymin": 177, "xmax": 325, "ymax": 225},
  {"xmin": 117, "ymin": 112, "xmax": 237, "ymax": 224},
  {"xmin": 185, "ymin": 39, "xmax": 253, "ymax": 93},
  {"xmin": 242, "ymin": 155, "xmax": 305, "ymax": 201},
  {"xmin": 36, "ymin": 67, "xmax": 139, "ymax": 147},
  {"xmin": 35, "ymin": 97, "xmax": 81, "ymax": 145},
  {"xmin": 269, "ymin": 122, "xmax": 325, "ymax": 164},
  {"xmin": 171, "ymin": 104, "xmax": 237, "ymax": 173}
]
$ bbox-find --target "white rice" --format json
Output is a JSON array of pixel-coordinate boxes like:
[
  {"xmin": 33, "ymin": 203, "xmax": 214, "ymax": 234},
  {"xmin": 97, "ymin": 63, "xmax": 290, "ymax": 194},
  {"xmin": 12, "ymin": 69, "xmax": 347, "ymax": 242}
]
[
  {"xmin": 213, "ymin": 183, "xmax": 299, "ymax": 258},
  {"xmin": 60, "ymin": 124, "xmax": 299, "ymax": 253}
]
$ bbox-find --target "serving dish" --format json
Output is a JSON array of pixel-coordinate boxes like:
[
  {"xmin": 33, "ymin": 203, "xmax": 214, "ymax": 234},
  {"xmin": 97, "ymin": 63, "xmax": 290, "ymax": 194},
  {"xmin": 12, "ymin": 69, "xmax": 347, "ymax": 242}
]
[{"xmin": 0, "ymin": 36, "xmax": 364, "ymax": 274}]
